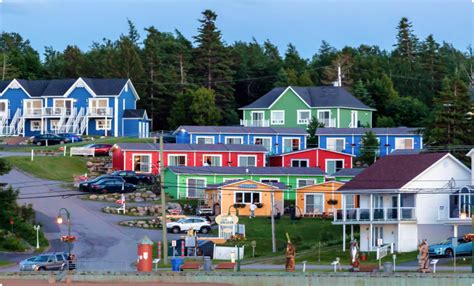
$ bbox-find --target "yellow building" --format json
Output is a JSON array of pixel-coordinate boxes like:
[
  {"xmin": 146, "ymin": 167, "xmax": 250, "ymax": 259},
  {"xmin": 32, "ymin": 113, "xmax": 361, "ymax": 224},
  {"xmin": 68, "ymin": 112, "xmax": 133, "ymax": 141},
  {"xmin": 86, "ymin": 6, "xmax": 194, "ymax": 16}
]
[{"xmin": 205, "ymin": 179, "xmax": 286, "ymax": 217}]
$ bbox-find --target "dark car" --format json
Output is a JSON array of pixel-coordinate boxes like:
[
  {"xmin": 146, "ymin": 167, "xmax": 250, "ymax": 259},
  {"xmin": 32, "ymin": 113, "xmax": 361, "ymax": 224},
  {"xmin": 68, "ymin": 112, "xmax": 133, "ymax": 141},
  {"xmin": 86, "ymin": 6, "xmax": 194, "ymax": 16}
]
[
  {"xmin": 88, "ymin": 178, "xmax": 136, "ymax": 194},
  {"xmin": 78, "ymin": 175, "xmax": 122, "ymax": 192},
  {"xmin": 57, "ymin": 133, "xmax": 82, "ymax": 143},
  {"xmin": 111, "ymin": 170, "xmax": 156, "ymax": 185},
  {"xmin": 84, "ymin": 144, "xmax": 113, "ymax": 156},
  {"xmin": 32, "ymin": 134, "xmax": 71, "ymax": 146}
]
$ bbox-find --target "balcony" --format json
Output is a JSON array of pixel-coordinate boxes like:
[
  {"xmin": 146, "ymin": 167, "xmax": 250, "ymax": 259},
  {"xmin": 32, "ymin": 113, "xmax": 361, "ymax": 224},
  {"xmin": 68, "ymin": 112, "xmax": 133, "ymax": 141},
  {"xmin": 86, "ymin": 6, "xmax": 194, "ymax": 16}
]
[
  {"xmin": 334, "ymin": 207, "xmax": 416, "ymax": 223},
  {"xmin": 318, "ymin": 118, "xmax": 336, "ymax": 128},
  {"xmin": 87, "ymin": 107, "xmax": 113, "ymax": 117},
  {"xmin": 240, "ymin": 119, "xmax": 269, "ymax": 127},
  {"xmin": 24, "ymin": 108, "xmax": 73, "ymax": 117}
]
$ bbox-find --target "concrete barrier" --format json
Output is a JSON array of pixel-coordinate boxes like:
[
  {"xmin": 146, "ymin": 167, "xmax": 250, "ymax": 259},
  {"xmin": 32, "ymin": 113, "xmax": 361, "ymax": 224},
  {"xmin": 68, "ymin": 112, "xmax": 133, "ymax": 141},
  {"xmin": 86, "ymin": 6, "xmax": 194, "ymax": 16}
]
[{"xmin": 0, "ymin": 271, "xmax": 473, "ymax": 286}]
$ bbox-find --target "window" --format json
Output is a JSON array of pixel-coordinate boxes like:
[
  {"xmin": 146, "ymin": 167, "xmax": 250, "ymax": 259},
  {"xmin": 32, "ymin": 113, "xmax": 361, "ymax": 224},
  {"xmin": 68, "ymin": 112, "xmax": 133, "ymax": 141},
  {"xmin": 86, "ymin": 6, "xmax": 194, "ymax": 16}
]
[
  {"xmin": 187, "ymin": 178, "xmax": 206, "ymax": 198},
  {"xmin": 0, "ymin": 100, "xmax": 8, "ymax": 115},
  {"xmin": 24, "ymin": 99, "xmax": 42, "ymax": 116},
  {"xmin": 203, "ymin": 155, "xmax": 222, "ymax": 166},
  {"xmin": 168, "ymin": 155, "xmax": 186, "ymax": 166},
  {"xmin": 89, "ymin": 98, "xmax": 108, "ymax": 115},
  {"xmin": 133, "ymin": 154, "xmax": 151, "ymax": 173},
  {"xmin": 394, "ymin": 138, "xmax": 414, "ymax": 150},
  {"xmin": 196, "ymin": 136, "xmax": 214, "ymax": 144},
  {"xmin": 238, "ymin": 155, "xmax": 257, "ymax": 167},
  {"xmin": 297, "ymin": 179, "xmax": 315, "ymax": 188},
  {"xmin": 96, "ymin": 119, "xmax": 112, "ymax": 130},
  {"xmin": 326, "ymin": 160, "xmax": 344, "ymax": 175},
  {"xmin": 373, "ymin": 226, "xmax": 384, "ymax": 247},
  {"xmin": 30, "ymin": 120, "xmax": 41, "ymax": 131},
  {"xmin": 345, "ymin": 194, "xmax": 356, "ymax": 209},
  {"xmin": 271, "ymin": 110, "xmax": 284, "ymax": 125},
  {"xmin": 350, "ymin": 111, "xmax": 358, "ymax": 128},
  {"xmin": 254, "ymin": 137, "xmax": 272, "ymax": 151},
  {"xmin": 260, "ymin": 178, "xmax": 279, "ymax": 184},
  {"xmin": 305, "ymin": 194, "xmax": 324, "ymax": 214},
  {"xmin": 56, "ymin": 254, "xmax": 65, "ymax": 261},
  {"xmin": 297, "ymin": 110, "xmax": 311, "ymax": 125},
  {"xmin": 291, "ymin": 159, "xmax": 309, "ymax": 168},
  {"xmin": 317, "ymin": 110, "xmax": 332, "ymax": 127},
  {"xmin": 283, "ymin": 138, "xmax": 300, "ymax": 153},
  {"xmin": 235, "ymin": 192, "xmax": 261, "ymax": 204},
  {"xmin": 225, "ymin": 137, "xmax": 243, "ymax": 144},
  {"xmin": 326, "ymin": 138, "xmax": 345, "ymax": 152},
  {"xmin": 50, "ymin": 119, "xmax": 59, "ymax": 131},
  {"xmin": 224, "ymin": 178, "xmax": 243, "ymax": 182}
]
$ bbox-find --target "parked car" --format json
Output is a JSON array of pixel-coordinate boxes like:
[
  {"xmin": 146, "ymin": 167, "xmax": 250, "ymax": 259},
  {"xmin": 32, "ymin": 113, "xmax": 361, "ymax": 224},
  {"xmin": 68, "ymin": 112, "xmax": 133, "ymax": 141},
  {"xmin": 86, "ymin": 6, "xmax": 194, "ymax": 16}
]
[
  {"xmin": 166, "ymin": 217, "xmax": 211, "ymax": 234},
  {"xmin": 111, "ymin": 170, "xmax": 156, "ymax": 185},
  {"xmin": 78, "ymin": 175, "xmax": 122, "ymax": 192},
  {"xmin": 83, "ymin": 144, "xmax": 113, "ymax": 156},
  {"xmin": 429, "ymin": 237, "xmax": 473, "ymax": 257},
  {"xmin": 31, "ymin": 134, "xmax": 71, "ymax": 146},
  {"xmin": 57, "ymin": 133, "xmax": 82, "ymax": 143},
  {"xmin": 19, "ymin": 252, "xmax": 68, "ymax": 271},
  {"xmin": 87, "ymin": 178, "xmax": 136, "ymax": 194}
]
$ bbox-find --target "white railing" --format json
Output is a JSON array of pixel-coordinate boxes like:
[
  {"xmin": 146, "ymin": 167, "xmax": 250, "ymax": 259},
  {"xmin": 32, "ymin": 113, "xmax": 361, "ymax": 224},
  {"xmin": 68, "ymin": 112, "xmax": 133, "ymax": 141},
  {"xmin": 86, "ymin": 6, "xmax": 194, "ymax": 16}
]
[
  {"xmin": 334, "ymin": 207, "xmax": 416, "ymax": 222},
  {"xmin": 17, "ymin": 116, "xmax": 24, "ymax": 135},
  {"xmin": 9, "ymin": 109, "xmax": 20, "ymax": 135},
  {"xmin": 73, "ymin": 108, "xmax": 85, "ymax": 134},
  {"xmin": 42, "ymin": 107, "xmax": 73, "ymax": 117},
  {"xmin": 23, "ymin": 108, "xmax": 43, "ymax": 117},
  {"xmin": 318, "ymin": 118, "xmax": 337, "ymax": 128},
  {"xmin": 87, "ymin": 107, "xmax": 113, "ymax": 117},
  {"xmin": 70, "ymin": 147, "xmax": 95, "ymax": 157},
  {"xmin": 79, "ymin": 115, "xmax": 88, "ymax": 135},
  {"xmin": 62, "ymin": 108, "xmax": 77, "ymax": 133},
  {"xmin": 240, "ymin": 119, "xmax": 270, "ymax": 127}
]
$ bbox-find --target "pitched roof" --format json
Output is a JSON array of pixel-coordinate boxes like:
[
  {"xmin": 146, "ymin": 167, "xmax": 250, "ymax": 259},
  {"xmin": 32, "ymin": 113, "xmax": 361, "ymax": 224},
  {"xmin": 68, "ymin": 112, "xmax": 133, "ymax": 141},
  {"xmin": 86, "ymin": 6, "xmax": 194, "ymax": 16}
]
[
  {"xmin": 123, "ymin": 109, "xmax": 147, "ymax": 119},
  {"xmin": 207, "ymin": 179, "xmax": 288, "ymax": 190},
  {"xmin": 0, "ymin": 78, "xmax": 128, "ymax": 97},
  {"xmin": 339, "ymin": 153, "xmax": 448, "ymax": 191},
  {"xmin": 115, "ymin": 143, "xmax": 267, "ymax": 152},
  {"xmin": 268, "ymin": 147, "xmax": 354, "ymax": 158},
  {"xmin": 315, "ymin": 127, "xmax": 422, "ymax": 136},
  {"xmin": 333, "ymin": 168, "xmax": 365, "ymax": 177},
  {"xmin": 389, "ymin": 149, "xmax": 422, "ymax": 156},
  {"xmin": 240, "ymin": 86, "xmax": 375, "ymax": 110},
  {"xmin": 175, "ymin": 125, "xmax": 308, "ymax": 135},
  {"xmin": 167, "ymin": 166, "xmax": 325, "ymax": 176}
]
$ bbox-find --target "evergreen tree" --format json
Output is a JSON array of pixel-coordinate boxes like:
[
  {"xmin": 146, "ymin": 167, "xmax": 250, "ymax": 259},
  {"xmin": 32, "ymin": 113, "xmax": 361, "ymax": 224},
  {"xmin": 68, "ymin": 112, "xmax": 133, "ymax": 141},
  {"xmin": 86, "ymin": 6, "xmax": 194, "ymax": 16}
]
[
  {"xmin": 419, "ymin": 34, "xmax": 442, "ymax": 103},
  {"xmin": 352, "ymin": 80, "xmax": 375, "ymax": 108},
  {"xmin": 192, "ymin": 10, "xmax": 236, "ymax": 124},
  {"xmin": 306, "ymin": 116, "xmax": 324, "ymax": 147},
  {"xmin": 189, "ymin": 87, "xmax": 221, "ymax": 125},
  {"xmin": 43, "ymin": 47, "xmax": 65, "ymax": 78},
  {"xmin": 366, "ymin": 74, "xmax": 398, "ymax": 113},
  {"xmin": 274, "ymin": 68, "xmax": 289, "ymax": 87},
  {"xmin": 286, "ymin": 68, "xmax": 299, "ymax": 85},
  {"xmin": 376, "ymin": 116, "xmax": 395, "ymax": 127},
  {"xmin": 168, "ymin": 89, "xmax": 191, "ymax": 128},
  {"xmin": 0, "ymin": 32, "xmax": 42, "ymax": 79},
  {"xmin": 321, "ymin": 53, "xmax": 353, "ymax": 86},
  {"xmin": 359, "ymin": 131, "xmax": 380, "ymax": 166},
  {"xmin": 298, "ymin": 70, "xmax": 314, "ymax": 86},
  {"xmin": 62, "ymin": 45, "xmax": 84, "ymax": 78},
  {"xmin": 284, "ymin": 43, "xmax": 307, "ymax": 73},
  {"xmin": 394, "ymin": 17, "xmax": 418, "ymax": 62}
]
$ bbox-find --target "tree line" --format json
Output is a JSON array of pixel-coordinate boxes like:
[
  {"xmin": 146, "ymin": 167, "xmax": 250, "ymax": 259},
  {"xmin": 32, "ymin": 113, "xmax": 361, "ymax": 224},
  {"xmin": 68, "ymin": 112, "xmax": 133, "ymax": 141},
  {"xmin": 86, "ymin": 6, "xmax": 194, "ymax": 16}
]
[{"xmin": 1, "ymin": 10, "xmax": 472, "ymax": 148}]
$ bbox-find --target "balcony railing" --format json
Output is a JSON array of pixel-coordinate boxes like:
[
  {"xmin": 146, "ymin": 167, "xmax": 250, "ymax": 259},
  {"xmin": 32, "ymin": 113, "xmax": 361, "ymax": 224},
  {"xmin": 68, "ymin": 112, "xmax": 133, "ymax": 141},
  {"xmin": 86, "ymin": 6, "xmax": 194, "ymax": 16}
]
[
  {"xmin": 87, "ymin": 107, "xmax": 113, "ymax": 117},
  {"xmin": 334, "ymin": 207, "xmax": 416, "ymax": 222},
  {"xmin": 318, "ymin": 118, "xmax": 336, "ymax": 128},
  {"xmin": 24, "ymin": 108, "xmax": 73, "ymax": 117},
  {"xmin": 240, "ymin": 119, "xmax": 269, "ymax": 127}
]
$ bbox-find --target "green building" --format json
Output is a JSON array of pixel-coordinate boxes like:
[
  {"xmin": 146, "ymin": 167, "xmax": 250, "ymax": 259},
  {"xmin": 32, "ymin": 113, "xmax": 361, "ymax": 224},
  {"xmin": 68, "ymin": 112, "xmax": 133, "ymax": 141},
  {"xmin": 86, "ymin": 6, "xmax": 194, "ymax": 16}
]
[
  {"xmin": 164, "ymin": 166, "xmax": 326, "ymax": 201},
  {"xmin": 239, "ymin": 86, "xmax": 375, "ymax": 129},
  {"xmin": 332, "ymin": 168, "xmax": 364, "ymax": 182}
]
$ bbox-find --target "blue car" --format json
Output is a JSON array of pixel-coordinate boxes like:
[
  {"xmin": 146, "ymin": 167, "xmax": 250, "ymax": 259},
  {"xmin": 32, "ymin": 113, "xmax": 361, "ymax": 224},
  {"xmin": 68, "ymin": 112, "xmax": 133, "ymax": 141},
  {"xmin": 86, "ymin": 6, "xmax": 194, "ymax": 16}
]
[
  {"xmin": 58, "ymin": 133, "xmax": 82, "ymax": 143},
  {"xmin": 429, "ymin": 237, "xmax": 472, "ymax": 257}
]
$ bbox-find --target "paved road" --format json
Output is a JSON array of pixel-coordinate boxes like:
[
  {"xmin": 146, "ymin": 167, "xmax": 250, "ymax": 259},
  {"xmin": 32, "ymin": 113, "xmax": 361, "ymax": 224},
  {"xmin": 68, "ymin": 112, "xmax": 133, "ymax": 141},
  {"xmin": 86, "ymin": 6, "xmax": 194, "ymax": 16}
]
[{"xmin": 0, "ymin": 169, "xmax": 180, "ymax": 272}]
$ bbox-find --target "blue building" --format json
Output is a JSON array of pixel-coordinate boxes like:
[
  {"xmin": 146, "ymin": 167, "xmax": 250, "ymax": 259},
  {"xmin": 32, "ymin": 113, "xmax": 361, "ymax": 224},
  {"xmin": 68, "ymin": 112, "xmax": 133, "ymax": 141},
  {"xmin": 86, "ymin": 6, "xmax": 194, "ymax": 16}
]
[
  {"xmin": 174, "ymin": 126, "xmax": 308, "ymax": 155},
  {"xmin": 316, "ymin": 127, "xmax": 423, "ymax": 157},
  {"xmin": 0, "ymin": 78, "xmax": 150, "ymax": 137}
]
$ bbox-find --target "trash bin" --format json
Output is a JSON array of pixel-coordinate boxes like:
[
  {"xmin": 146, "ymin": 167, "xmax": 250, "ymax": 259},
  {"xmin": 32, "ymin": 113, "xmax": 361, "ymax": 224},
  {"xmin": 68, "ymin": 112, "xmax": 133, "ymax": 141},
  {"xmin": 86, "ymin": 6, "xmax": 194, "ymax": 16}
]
[
  {"xmin": 383, "ymin": 262, "xmax": 393, "ymax": 273},
  {"xmin": 203, "ymin": 256, "xmax": 212, "ymax": 271},
  {"xmin": 171, "ymin": 257, "xmax": 184, "ymax": 272}
]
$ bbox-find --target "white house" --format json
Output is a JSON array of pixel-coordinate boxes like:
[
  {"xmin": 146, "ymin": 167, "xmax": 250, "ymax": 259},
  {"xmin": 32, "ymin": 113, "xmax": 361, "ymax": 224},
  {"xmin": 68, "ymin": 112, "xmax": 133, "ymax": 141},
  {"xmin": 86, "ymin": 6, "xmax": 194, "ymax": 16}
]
[{"xmin": 332, "ymin": 152, "xmax": 471, "ymax": 253}]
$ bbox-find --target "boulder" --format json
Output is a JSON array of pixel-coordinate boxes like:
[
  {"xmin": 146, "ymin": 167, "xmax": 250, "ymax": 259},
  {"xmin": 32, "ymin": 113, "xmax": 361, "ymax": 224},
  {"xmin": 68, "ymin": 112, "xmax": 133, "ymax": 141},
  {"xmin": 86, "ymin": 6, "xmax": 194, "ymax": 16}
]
[
  {"xmin": 134, "ymin": 197, "xmax": 144, "ymax": 203},
  {"xmin": 98, "ymin": 195, "xmax": 105, "ymax": 200},
  {"xmin": 89, "ymin": 195, "xmax": 98, "ymax": 200},
  {"xmin": 106, "ymin": 197, "xmax": 115, "ymax": 202}
]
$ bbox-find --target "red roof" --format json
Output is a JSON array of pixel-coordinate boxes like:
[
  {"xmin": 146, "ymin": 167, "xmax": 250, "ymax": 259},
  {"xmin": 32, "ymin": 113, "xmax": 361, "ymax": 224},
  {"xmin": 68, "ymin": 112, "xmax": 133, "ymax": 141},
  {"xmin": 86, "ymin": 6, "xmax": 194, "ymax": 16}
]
[{"xmin": 339, "ymin": 153, "xmax": 448, "ymax": 191}]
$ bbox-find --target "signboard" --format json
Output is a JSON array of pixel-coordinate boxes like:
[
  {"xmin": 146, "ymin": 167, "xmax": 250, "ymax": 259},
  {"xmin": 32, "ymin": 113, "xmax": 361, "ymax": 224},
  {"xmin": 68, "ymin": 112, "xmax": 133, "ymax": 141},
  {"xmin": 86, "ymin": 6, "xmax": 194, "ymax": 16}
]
[
  {"xmin": 213, "ymin": 245, "xmax": 245, "ymax": 260},
  {"xmin": 215, "ymin": 214, "xmax": 239, "ymax": 226}
]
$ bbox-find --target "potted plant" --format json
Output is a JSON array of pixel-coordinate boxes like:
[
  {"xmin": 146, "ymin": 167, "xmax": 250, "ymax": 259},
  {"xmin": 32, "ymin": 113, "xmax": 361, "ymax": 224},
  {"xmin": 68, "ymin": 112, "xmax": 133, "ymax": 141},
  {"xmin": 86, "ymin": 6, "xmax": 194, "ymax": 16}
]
[
  {"xmin": 256, "ymin": 203, "xmax": 263, "ymax": 208},
  {"xmin": 327, "ymin": 199, "xmax": 338, "ymax": 205},
  {"xmin": 233, "ymin": 203, "xmax": 246, "ymax": 208}
]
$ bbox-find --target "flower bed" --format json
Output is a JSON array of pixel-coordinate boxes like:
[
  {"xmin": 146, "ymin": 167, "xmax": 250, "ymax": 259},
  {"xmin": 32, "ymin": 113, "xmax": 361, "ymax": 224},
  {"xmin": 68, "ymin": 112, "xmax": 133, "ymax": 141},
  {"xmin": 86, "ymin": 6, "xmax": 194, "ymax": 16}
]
[
  {"xmin": 119, "ymin": 218, "xmax": 163, "ymax": 229},
  {"xmin": 102, "ymin": 205, "xmax": 163, "ymax": 216},
  {"xmin": 85, "ymin": 190, "xmax": 159, "ymax": 203}
]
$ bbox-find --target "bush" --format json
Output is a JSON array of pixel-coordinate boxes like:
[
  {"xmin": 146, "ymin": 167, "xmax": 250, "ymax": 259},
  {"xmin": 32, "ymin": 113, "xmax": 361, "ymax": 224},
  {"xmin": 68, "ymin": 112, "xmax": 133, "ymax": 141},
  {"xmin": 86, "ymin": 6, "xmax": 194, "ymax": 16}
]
[{"xmin": 0, "ymin": 231, "xmax": 28, "ymax": 251}]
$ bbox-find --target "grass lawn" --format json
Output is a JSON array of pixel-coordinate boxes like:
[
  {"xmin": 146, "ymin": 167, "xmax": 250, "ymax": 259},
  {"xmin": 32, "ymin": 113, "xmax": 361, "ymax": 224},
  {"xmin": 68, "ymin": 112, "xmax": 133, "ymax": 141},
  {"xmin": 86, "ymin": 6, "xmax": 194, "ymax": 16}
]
[
  {"xmin": 0, "ymin": 261, "xmax": 14, "ymax": 267},
  {"xmin": 4, "ymin": 156, "xmax": 88, "ymax": 182}
]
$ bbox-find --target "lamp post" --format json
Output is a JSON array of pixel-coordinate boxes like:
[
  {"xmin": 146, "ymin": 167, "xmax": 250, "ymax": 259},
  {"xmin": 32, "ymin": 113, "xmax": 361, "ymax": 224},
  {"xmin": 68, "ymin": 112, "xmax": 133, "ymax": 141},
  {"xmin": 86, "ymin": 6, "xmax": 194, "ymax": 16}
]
[
  {"xmin": 33, "ymin": 225, "xmax": 41, "ymax": 249},
  {"xmin": 460, "ymin": 203, "xmax": 471, "ymax": 220},
  {"xmin": 57, "ymin": 208, "xmax": 72, "ymax": 256}
]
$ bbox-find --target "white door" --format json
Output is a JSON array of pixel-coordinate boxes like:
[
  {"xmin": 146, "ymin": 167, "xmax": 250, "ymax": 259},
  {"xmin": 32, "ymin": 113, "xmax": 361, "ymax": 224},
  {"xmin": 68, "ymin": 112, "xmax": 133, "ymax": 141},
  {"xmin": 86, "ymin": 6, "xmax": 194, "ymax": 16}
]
[
  {"xmin": 351, "ymin": 111, "xmax": 358, "ymax": 128},
  {"xmin": 305, "ymin": 194, "xmax": 324, "ymax": 214}
]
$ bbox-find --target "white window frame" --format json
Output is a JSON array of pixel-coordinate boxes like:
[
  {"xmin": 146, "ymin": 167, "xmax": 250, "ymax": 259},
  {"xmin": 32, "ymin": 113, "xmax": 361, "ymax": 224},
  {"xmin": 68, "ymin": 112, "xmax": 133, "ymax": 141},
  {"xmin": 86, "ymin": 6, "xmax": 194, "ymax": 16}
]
[
  {"xmin": 223, "ymin": 177, "xmax": 244, "ymax": 182},
  {"xmin": 89, "ymin": 98, "xmax": 108, "ymax": 108},
  {"xmin": 53, "ymin": 98, "xmax": 73, "ymax": 109},
  {"xmin": 234, "ymin": 191, "xmax": 261, "ymax": 204},
  {"xmin": 325, "ymin": 159, "xmax": 344, "ymax": 175},
  {"xmin": 291, "ymin": 159, "xmax": 309, "ymax": 168},
  {"xmin": 317, "ymin": 110, "xmax": 331, "ymax": 122},
  {"xmin": 259, "ymin": 178, "xmax": 280, "ymax": 183},
  {"xmin": 253, "ymin": 136, "xmax": 272, "ymax": 151},
  {"xmin": 237, "ymin": 155, "xmax": 257, "ymax": 167},
  {"xmin": 186, "ymin": 177, "xmax": 207, "ymax": 198},
  {"xmin": 282, "ymin": 137, "xmax": 301, "ymax": 153},
  {"xmin": 250, "ymin": 111, "xmax": 265, "ymax": 121},
  {"xmin": 350, "ymin": 111, "xmax": 358, "ymax": 128},
  {"xmin": 132, "ymin": 154, "xmax": 152, "ymax": 174},
  {"xmin": 23, "ymin": 99, "xmax": 42, "ymax": 116},
  {"xmin": 297, "ymin": 178, "xmax": 316, "ymax": 188},
  {"xmin": 196, "ymin": 136, "xmax": 214, "ymax": 144},
  {"xmin": 297, "ymin": 109, "xmax": 311, "ymax": 125},
  {"xmin": 96, "ymin": 119, "xmax": 112, "ymax": 130},
  {"xmin": 224, "ymin": 136, "xmax": 244, "ymax": 145},
  {"xmin": 270, "ymin": 110, "xmax": 285, "ymax": 125},
  {"xmin": 326, "ymin": 138, "xmax": 346, "ymax": 152},
  {"xmin": 0, "ymin": 99, "xmax": 8, "ymax": 116},
  {"xmin": 394, "ymin": 137, "xmax": 414, "ymax": 150},
  {"xmin": 30, "ymin": 120, "xmax": 42, "ymax": 131},
  {"xmin": 167, "ymin": 154, "xmax": 187, "ymax": 166},
  {"xmin": 50, "ymin": 119, "xmax": 59, "ymax": 131},
  {"xmin": 202, "ymin": 154, "xmax": 222, "ymax": 167},
  {"xmin": 304, "ymin": 193, "xmax": 325, "ymax": 214}
]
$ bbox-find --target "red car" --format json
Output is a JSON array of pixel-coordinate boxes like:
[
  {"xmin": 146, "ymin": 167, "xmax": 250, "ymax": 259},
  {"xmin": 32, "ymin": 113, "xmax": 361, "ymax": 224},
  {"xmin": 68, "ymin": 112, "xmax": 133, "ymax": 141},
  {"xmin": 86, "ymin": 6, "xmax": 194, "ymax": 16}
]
[{"xmin": 85, "ymin": 144, "xmax": 113, "ymax": 156}]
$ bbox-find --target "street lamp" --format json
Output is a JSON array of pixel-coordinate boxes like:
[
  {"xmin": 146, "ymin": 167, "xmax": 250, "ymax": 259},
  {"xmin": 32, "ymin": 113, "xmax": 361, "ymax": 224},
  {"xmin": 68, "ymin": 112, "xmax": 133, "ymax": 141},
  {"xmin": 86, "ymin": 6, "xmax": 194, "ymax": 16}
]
[
  {"xmin": 33, "ymin": 225, "xmax": 41, "ymax": 249},
  {"xmin": 56, "ymin": 208, "xmax": 72, "ymax": 256},
  {"xmin": 460, "ymin": 203, "xmax": 471, "ymax": 220}
]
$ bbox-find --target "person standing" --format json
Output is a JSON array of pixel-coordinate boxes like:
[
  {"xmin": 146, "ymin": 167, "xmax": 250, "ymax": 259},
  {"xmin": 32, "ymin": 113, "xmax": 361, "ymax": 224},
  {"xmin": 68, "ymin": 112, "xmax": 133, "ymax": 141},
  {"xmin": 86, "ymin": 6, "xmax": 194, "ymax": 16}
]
[{"xmin": 249, "ymin": 202, "xmax": 257, "ymax": 219}]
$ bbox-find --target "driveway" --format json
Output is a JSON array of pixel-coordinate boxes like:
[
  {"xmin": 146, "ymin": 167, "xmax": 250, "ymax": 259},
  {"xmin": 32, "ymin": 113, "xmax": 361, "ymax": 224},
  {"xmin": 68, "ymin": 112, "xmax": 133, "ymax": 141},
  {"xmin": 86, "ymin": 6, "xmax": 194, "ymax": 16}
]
[{"xmin": 0, "ymin": 169, "xmax": 181, "ymax": 271}]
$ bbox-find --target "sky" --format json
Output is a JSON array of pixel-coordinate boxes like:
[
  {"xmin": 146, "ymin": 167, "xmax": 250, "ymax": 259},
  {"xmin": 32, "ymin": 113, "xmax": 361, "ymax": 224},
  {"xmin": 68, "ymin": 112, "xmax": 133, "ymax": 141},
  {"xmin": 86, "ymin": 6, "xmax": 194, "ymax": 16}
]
[{"xmin": 0, "ymin": 0, "xmax": 472, "ymax": 59}]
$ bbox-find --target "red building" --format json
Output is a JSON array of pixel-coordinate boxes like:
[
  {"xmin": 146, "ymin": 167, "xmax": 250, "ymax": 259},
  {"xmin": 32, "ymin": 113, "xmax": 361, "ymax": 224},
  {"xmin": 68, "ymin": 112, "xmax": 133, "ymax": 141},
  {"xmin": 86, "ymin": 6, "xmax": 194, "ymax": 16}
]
[
  {"xmin": 112, "ymin": 143, "xmax": 267, "ymax": 174},
  {"xmin": 268, "ymin": 148, "xmax": 353, "ymax": 175}
]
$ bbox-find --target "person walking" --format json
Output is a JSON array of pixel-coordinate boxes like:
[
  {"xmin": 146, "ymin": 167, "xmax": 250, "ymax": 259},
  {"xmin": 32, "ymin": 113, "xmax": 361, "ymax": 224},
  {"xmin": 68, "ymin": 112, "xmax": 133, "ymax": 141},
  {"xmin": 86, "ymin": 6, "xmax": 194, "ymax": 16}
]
[{"xmin": 249, "ymin": 202, "xmax": 257, "ymax": 219}]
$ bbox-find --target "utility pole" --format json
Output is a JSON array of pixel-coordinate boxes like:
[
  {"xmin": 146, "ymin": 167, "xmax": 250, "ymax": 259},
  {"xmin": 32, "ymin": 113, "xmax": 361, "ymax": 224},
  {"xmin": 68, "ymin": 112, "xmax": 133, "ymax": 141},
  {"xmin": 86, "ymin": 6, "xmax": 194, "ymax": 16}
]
[
  {"xmin": 159, "ymin": 130, "xmax": 168, "ymax": 264},
  {"xmin": 270, "ymin": 191, "xmax": 276, "ymax": 253},
  {"xmin": 2, "ymin": 52, "xmax": 6, "ymax": 81},
  {"xmin": 337, "ymin": 65, "xmax": 342, "ymax": 87}
]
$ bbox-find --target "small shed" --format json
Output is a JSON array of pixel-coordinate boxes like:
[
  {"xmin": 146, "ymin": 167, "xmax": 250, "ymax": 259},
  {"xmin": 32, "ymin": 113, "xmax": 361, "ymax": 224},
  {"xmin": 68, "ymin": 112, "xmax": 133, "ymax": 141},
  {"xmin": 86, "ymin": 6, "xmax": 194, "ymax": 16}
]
[
  {"xmin": 122, "ymin": 109, "xmax": 151, "ymax": 138},
  {"xmin": 205, "ymin": 179, "xmax": 286, "ymax": 217}
]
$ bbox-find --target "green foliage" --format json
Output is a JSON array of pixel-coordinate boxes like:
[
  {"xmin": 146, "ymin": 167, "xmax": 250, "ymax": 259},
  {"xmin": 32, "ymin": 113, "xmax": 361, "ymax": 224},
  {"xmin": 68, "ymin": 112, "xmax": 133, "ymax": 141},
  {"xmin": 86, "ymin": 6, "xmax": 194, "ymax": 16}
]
[
  {"xmin": 359, "ymin": 131, "xmax": 379, "ymax": 166},
  {"xmin": 189, "ymin": 87, "xmax": 221, "ymax": 125},
  {"xmin": 352, "ymin": 79, "xmax": 375, "ymax": 108},
  {"xmin": 376, "ymin": 116, "xmax": 395, "ymax": 127},
  {"xmin": 306, "ymin": 116, "xmax": 324, "ymax": 147}
]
